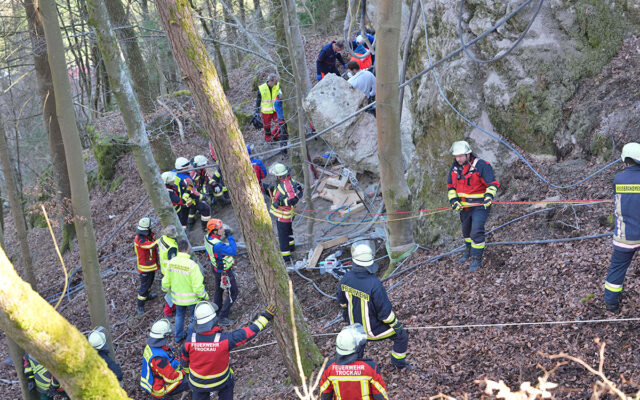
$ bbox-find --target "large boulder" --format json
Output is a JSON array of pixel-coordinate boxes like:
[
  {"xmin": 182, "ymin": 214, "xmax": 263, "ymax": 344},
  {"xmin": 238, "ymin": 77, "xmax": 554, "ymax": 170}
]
[{"xmin": 303, "ymin": 74, "xmax": 379, "ymax": 174}]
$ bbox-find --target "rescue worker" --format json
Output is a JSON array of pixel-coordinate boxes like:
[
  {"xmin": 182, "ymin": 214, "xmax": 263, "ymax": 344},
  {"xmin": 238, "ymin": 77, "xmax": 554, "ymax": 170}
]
[
  {"xmin": 274, "ymin": 91, "xmax": 288, "ymax": 154},
  {"xmin": 268, "ymin": 163, "xmax": 303, "ymax": 262},
  {"xmin": 204, "ymin": 219, "xmax": 238, "ymax": 326},
  {"xmin": 247, "ymin": 145, "xmax": 267, "ymax": 192},
  {"xmin": 319, "ymin": 323, "xmax": 389, "ymax": 400},
  {"xmin": 205, "ymin": 149, "xmax": 232, "ymax": 206},
  {"xmin": 163, "ymin": 171, "xmax": 189, "ymax": 230},
  {"xmin": 140, "ymin": 318, "xmax": 190, "ymax": 398},
  {"xmin": 255, "ymin": 73, "xmax": 281, "ymax": 142},
  {"xmin": 23, "ymin": 354, "xmax": 67, "ymax": 399},
  {"xmin": 158, "ymin": 225, "xmax": 179, "ymax": 317},
  {"xmin": 336, "ymin": 241, "xmax": 413, "ymax": 369},
  {"xmin": 161, "ymin": 240, "xmax": 209, "ymax": 343},
  {"xmin": 135, "ymin": 217, "xmax": 159, "ymax": 316},
  {"xmin": 316, "ymin": 40, "xmax": 346, "ymax": 81},
  {"xmin": 349, "ymin": 34, "xmax": 374, "ymax": 71},
  {"xmin": 174, "ymin": 157, "xmax": 211, "ymax": 230},
  {"xmin": 87, "ymin": 328, "xmax": 124, "ymax": 384},
  {"xmin": 347, "ymin": 61, "xmax": 376, "ymax": 99},
  {"xmin": 181, "ymin": 301, "xmax": 276, "ymax": 400},
  {"xmin": 447, "ymin": 140, "xmax": 499, "ymax": 272},
  {"xmin": 603, "ymin": 142, "xmax": 640, "ymax": 313}
]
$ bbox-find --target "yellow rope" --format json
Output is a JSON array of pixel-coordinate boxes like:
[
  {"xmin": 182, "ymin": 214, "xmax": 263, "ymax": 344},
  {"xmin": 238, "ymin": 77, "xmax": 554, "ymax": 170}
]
[{"xmin": 41, "ymin": 205, "xmax": 68, "ymax": 310}]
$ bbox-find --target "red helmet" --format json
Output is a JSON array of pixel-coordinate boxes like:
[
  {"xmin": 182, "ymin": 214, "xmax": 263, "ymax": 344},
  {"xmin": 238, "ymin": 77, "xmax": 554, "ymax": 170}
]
[{"xmin": 207, "ymin": 218, "xmax": 223, "ymax": 233}]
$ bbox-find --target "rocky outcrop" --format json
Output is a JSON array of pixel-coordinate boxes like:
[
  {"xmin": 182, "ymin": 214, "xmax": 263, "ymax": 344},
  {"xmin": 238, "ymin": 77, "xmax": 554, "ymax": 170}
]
[{"xmin": 401, "ymin": 0, "xmax": 636, "ymax": 244}]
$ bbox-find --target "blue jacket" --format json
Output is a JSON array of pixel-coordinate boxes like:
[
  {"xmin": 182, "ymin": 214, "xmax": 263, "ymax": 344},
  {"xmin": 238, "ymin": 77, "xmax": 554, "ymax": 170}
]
[
  {"xmin": 336, "ymin": 265, "xmax": 399, "ymax": 340},
  {"xmin": 205, "ymin": 234, "xmax": 237, "ymax": 273},
  {"xmin": 274, "ymin": 96, "xmax": 284, "ymax": 120},
  {"xmin": 613, "ymin": 164, "xmax": 640, "ymax": 250},
  {"xmin": 251, "ymin": 157, "xmax": 267, "ymax": 177},
  {"xmin": 316, "ymin": 42, "xmax": 345, "ymax": 76}
]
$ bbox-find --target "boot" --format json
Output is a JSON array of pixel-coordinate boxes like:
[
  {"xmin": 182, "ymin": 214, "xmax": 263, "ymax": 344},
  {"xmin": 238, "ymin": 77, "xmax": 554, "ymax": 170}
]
[
  {"xmin": 390, "ymin": 357, "xmax": 416, "ymax": 370},
  {"xmin": 458, "ymin": 243, "xmax": 471, "ymax": 263},
  {"xmin": 201, "ymin": 220, "xmax": 208, "ymax": 231},
  {"xmin": 468, "ymin": 255, "xmax": 483, "ymax": 272},
  {"xmin": 604, "ymin": 303, "xmax": 620, "ymax": 313},
  {"xmin": 146, "ymin": 293, "xmax": 158, "ymax": 301},
  {"xmin": 137, "ymin": 303, "xmax": 145, "ymax": 316}
]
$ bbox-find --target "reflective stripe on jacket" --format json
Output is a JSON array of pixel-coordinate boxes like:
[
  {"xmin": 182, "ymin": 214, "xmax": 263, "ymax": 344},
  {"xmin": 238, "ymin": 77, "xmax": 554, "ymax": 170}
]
[
  {"xmin": 270, "ymin": 177, "xmax": 301, "ymax": 222},
  {"xmin": 140, "ymin": 345, "xmax": 183, "ymax": 398},
  {"xmin": 135, "ymin": 233, "xmax": 159, "ymax": 273},
  {"xmin": 613, "ymin": 165, "xmax": 640, "ymax": 249},
  {"xmin": 161, "ymin": 252, "xmax": 208, "ymax": 306},
  {"xmin": 258, "ymin": 82, "xmax": 280, "ymax": 114},
  {"xmin": 25, "ymin": 357, "xmax": 57, "ymax": 393},
  {"xmin": 336, "ymin": 266, "xmax": 399, "ymax": 340},
  {"xmin": 319, "ymin": 359, "xmax": 389, "ymax": 400},
  {"xmin": 447, "ymin": 154, "xmax": 499, "ymax": 208},
  {"xmin": 158, "ymin": 236, "xmax": 178, "ymax": 274}
]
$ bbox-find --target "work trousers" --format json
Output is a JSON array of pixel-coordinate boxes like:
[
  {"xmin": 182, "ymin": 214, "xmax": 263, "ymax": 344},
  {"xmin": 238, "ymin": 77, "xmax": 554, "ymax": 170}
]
[
  {"xmin": 164, "ymin": 380, "xmax": 190, "ymax": 397},
  {"xmin": 604, "ymin": 246, "xmax": 638, "ymax": 306},
  {"xmin": 358, "ymin": 329, "xmax": 409, "ymax": 364},
  {"xmin": 137, "ymin": 271, "xmax": 155, "ymax": 307},
  {"xmin": 213, "ymin": 270, "xmax": 239, "ymax": 319},
  {"xmin": 460, "ymin": 206, "xmax": 491, "ymax": 257},
  {"xmin": 191, "ymin": 376, "xmax": 234, "ymax": 400},
  {"xmin": 176, "ymin": 206, "xmax": 189, "ymax": 228},
  {"xmin": 175, "ymin": 304, "xmax": 196, "ymax": 342},
  {"xmin": 187, "ymin": 200, "xmax": 211, "ymax": 229},
  {"xmin": 276, "ymin": 220, "xmax": 295, "ymax": 262},
  {"xmin": 261, "ymin": 112, "xmax": 280, "ymax": 141}
]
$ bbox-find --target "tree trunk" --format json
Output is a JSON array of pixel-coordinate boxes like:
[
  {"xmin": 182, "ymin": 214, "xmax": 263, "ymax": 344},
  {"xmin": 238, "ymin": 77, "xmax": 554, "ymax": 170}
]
[
  {"xmin": 84, "ymin": 0, "xmax": 190, "ymax": 245},
  {"xmin": 38, "ymin": 0, "xmax": 114, "ymax": 352},
  {"xmin": 154, "ymin": 0, "xmax": 323, "ymax": 380},
  {"xmin": 281, "ymin": 0, "xmax": 315, "ymax": 243},
  {"xmin": 0, "ymin": 248, "xmax": 130, "ymax": 399},
  {"xmin": 206, "ymin": 0, "xmax": 230, "ymax": 92},
  {"xmin": 238, "ymin": 0, "xmax": 246, "ymax": 26},
  {"xmin": 0, "ymin": 123, "xmax": 38, "ymax": 292},
  {"xmin": 23, "ymin": 0, "xmax": 76, "ymax": 253},
  {"xmin": 376, "ymin": 0, "xmax": 415, "ymax": 276},
  {"xmin": 0, "ymin": 160, "xmax": 37, "ymax": 400},
  {"xmin": 252, "ymin": 0, "xmax": 263, "ymax": 26}
]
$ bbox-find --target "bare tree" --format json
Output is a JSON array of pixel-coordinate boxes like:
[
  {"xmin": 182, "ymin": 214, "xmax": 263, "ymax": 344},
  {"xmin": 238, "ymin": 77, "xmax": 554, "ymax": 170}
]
[
  {"xmin": 376, "ymin": 0, "xmax": 415, "ymax": 273},
  {"xmin": 38, "ymin": 0, "xmax": 114, "ymax": 351},
  {"xmin": 154, "ymin": 0, "xmax": 323, "ymax": 380},
  {"xmin": 84, "ymin": 0, "xmax": 190, "ymax": 244},
  {"xmin": 0, "ymin": 248, "xmax": 130, "ymax": 399}
]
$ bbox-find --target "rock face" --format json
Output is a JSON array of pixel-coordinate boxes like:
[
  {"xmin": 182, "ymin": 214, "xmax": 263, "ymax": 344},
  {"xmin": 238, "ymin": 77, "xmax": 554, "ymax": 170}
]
[
  {"xmin": 401, "ymin": 0, "xmax": 638, "ymax": 244},
  {"xmin": 303, "ymin": 74, "xmax": 379, "ymax": 174}
]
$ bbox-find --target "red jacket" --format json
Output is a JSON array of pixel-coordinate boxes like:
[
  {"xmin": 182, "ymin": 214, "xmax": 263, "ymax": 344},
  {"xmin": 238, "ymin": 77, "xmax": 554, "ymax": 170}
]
[
  {"xmin": 181, "ymin": 315, "xmax": 270, "ymax": 392},
  {"xmin": 149, "ymin": 346, "xmax": 183, "ymax": 398},
  {"xmin": 135, "ymin": 233, "xmax": 159, "ymax": 273},
  {"xmin": 270, "ymin": 177, "xmax": 302, "ymax": 222},
  {"xmin": 447, "ymin": 155, "xmax": 499, "ymax": 208},
  {"xmin": 320, "ymin": 359, "xmax": 388, "ymax": 400}
]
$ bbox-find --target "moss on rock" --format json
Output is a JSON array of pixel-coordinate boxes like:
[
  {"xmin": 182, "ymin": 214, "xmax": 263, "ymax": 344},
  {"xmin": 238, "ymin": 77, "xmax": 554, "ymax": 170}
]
[{"xmin": 92, "ymin": 132, "xmax": 130, "ymax": 188}]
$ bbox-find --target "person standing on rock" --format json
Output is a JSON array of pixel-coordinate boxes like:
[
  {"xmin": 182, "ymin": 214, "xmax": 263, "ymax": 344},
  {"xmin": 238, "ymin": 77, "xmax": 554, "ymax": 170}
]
[
  {"xmin": 336, "ymin": 242, "xmax": 413, "ymax": 369},
  {"xmin": 268, "ymin": 163, "xmax": 303, "ymax": 263},
  {"xmin": 204, "ymin": 218, "xmax": 238, "ymax": 326},
  {"xmin": 319, "ymin": 323, "xmax": 389, "ymax": 399},
  {"xmin": 255, "ymin": 73, "xmax": 281, "ymax": 143},
  {"xmin": 603, "ymin": 142, "xmax": 640, "ymax": 313},
  {"xmin": 316, "ymin": 40, "xmax": 346, "ymax": 81},
  {"xmin": 135, "ymin": 217, "xmax": 159, "ymax": 316},
  {"xmin": 447, "ymin": 140, "xmax": 500, "ymax": 272},
  {"xmin": 162, "ymin": 240, "xmax": 209, "ymax": 342}
]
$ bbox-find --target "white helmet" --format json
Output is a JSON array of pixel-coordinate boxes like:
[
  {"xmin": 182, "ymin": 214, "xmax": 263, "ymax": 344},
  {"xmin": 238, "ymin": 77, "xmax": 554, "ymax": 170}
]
[
  {"xmin": 149, "ymin": 318, "xmax": 172, "ymax": 339},
  {"xmin": 137, "ymin": 217, "xmax": 151, "ymax": 231},
  {"xmin": 192, "ymin": 155, "xmax": 208, "ymax": 168},
  {"xmin": 450, "ymin": 140, "xmax": 472, "ymax": 156},
  {"xmin": 269, "ymin": 163, "xmax": 289, "ymax": 177},
  {"xmin": 194, "ymin": 301, "xmax": 217, "ymax": 325},
  {"xmin": 351, "ymin": 241, "xmax": 374, "ymax": 267},
  {"xmin": 88, "ymin": 330, "xmax": 106, "ymax": 350},
  {"xmin": 356, "ymin": 34, "xmax": 364, "ymax": 44},
  {"xmin": 161, "ymin": 171, "xmax": 177, "ymax": 185},
  {"xmin": 621, "ymin": 142, "xmax": 640, "ymax": 164},
  {"xmin": 336, "ymin": 323, "xmax": 367, "ymax": 355},
  {"xmin": 175, "ymin": 157, "xmax": 190, "ymax": 170}
]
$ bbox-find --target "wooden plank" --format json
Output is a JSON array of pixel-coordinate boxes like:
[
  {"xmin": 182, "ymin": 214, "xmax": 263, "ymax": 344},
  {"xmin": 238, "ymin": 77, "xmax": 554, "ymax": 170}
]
[
  {"xmin": 308, "ymin": 244, "xmax": 325, "ymax": 268},
  {"xmin": 320, "ymin": 234, "xmax": 349, "ymax": 249},
  {"xmin": 307, "ymin": 235, "xmax": 349, "ymax": 268}
]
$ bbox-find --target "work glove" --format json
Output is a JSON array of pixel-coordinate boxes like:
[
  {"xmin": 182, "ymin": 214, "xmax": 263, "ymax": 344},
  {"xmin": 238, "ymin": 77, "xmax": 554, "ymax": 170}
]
[
  {"xmin": 254, "ymin": 107, "xmax": 260, "ymax": 115},
  {"xmin": 450, "ymin": 200, "xmax": 463, "ymax": 211},
  {"xmin": 483, "ymin": 196, "xmax": 493, "ymax": 209},
  {"xmin": 316, "ymin": 74, "xmax": 323, "ymax": 81},
  {"xmin": 224, "ymin": 228, "xmax": 233, "ymax": 237},
  {"xmin": 393, "ymin": 321, "xmax": 405, "ymax": 336},
  {"xmin": 199, "ymin": 292, "xmax": 210, "ymax": 301},
  {"xmin": 262, "ymin": 304, "xmax": 277, "ymax": 321},
  {"xmin": 341, "ymin": 307, "xmax": 349, "ymax": 323}
]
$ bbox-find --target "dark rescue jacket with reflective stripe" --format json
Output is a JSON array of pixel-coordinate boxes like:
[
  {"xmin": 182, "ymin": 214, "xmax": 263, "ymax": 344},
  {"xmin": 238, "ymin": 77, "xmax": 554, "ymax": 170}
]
[
  {"xmin": 320, "ymin": 358, "xmax": 389, "ymax": 400},
  {"xmin": 613, "ymin": 164, "xmax": 640, "ymax": 249},
  {"xmin": 447, "ymin": 154, "xmax": 499, "ymax": 208},
  {"xmin": 24, "ymin": 356, "xmax": 58, "ymax": 393},
  {"xmin": 270, "ymin": 177, "xmax": 302, "ymax": 222},
  {"xmin": 336, "ymin": 266, "xmax": 398, "ymax": 340},
  {"xmin": 181, "ymin": 318, "xmax": 268, "ymax": 391},
  {"xmin": 135, "ymin": 232, "xmax": 159, "ymax": 273}
]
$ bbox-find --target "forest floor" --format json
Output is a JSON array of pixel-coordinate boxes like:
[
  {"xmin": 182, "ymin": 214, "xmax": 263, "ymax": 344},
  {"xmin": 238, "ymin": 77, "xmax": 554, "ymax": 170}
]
[{"xmin": 1, "ymin": 33, "xmax": 640, "ymax": 400}]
